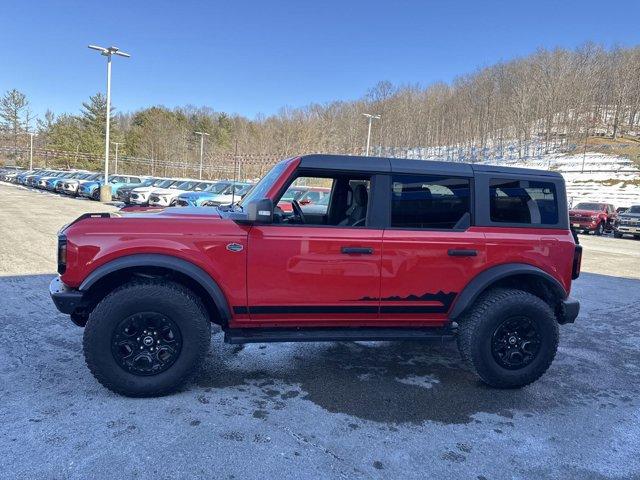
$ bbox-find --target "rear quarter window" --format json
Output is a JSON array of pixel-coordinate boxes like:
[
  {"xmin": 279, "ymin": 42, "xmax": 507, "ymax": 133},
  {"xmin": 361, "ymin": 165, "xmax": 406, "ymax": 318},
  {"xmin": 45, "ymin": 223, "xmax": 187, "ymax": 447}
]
[{"xmin": 490, "ymin": 179, "xmax": 558, "ymax": 225}]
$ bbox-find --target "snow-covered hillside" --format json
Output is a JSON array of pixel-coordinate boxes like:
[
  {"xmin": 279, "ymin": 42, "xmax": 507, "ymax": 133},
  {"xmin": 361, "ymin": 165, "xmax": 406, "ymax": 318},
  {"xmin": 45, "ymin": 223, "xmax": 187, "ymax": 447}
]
[{"xmin": 480, "ymin": 152, "xmax": 640, "ymax": 208}]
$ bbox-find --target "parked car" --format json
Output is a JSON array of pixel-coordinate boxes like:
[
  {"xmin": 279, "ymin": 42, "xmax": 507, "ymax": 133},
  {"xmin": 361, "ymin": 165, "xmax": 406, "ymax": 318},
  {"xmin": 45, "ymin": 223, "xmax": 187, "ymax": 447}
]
[
  {"xmin": 114, "ymin": 177, "xmax": 166, "ymax": 203},
  {"xmin": 193, "ymin": 182, "xmax": 254, "ymax": 207},
  {"xmin": 129, "ymin": 179, "xmax": 182, "ymax": 206},
  {"xmin": 176, "ymin": 181, "xmax": 232, "ymax": 207},
  {"xmin": 277, "ymin": 186, "xmax": 331, "ymax": 213},
  {"xmin": 0, "ymin": 165, "xmax": 25, "ymax": 183},
  {"xmin": 568, "ymin": 202, "xmax": 617, "ymax": 235},
  {"xmin": 78, "ymin": 175, "xmax": 145, "ymax": 200},
  {"xmin": 61, "ymin": 172, "xmax": 102, "ymax": 196},
  {"xmin": 36, "ymin": 171, "xmax": 66, "ymax": 189},
  {"xmin": 614, "ymin": 205, "xmax": 640, "ymax": 239},
  {"xmin": 45, "ymin": 171, "xmax": 86, "ymax": 192},
  {"xmin": 51, "ymin": 154, "xmax": 580, "ymax": 397},
  {"xmin": 276, "ymin": 185, "xmax": 309, "ymax": 212},
  {"xmin": 147, "ymin": 180, "xmax": 211, "ymax": 207}
]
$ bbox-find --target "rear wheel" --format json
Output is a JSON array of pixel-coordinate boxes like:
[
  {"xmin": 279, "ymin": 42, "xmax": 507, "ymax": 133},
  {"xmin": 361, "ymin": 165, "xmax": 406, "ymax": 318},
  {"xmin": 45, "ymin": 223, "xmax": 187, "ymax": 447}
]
[
  {"xmin": 457, "ymin": 288, "xmax": 559, "ymax": 388},
  {"xmin": 83, "ymin": 279, "xmax": 211, "ymax": 397}
]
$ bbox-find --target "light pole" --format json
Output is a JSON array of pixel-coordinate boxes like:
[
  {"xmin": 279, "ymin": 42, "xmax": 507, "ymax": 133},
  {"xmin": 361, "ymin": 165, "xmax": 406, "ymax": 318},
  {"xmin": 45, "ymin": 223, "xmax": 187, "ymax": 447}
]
[
  {"xmin": 194, "ymin": 131, "xmax": 210, "ymax": 180},
  {"xmin": 362, "ymin": 113, "xmax": 381, "ymax": 156},
  {"xmin": 28, "ymin": 132, "xmax": 35, "ymax": 170},
  {"xmin": 113, "ymin": 142, "xmax": 121, "ymax": 174},
  {"xmin": 88, "ymin": 44, "xmax": 130, "ymax": 201}
]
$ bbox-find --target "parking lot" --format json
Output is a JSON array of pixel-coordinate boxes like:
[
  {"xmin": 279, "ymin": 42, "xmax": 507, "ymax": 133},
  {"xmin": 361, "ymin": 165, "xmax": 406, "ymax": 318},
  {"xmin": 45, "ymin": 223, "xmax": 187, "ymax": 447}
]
[{"xmin": 1, "ymin": 181, "xmax": 639, "ymax": 479}]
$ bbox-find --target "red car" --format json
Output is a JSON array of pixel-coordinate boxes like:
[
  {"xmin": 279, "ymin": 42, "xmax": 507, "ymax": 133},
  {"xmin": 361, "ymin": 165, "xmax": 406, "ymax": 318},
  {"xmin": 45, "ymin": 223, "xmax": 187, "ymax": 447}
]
[
  {"xmin": 569, "ymin": 202, "xmax": 617, "ymax": 235},
  {"xmin": 51, "ymin": 154, "xmax": 581, "ymax": 396},
  {"xmin": 277, "ymin": 186, "xmax": 331, "ymax": 213}
]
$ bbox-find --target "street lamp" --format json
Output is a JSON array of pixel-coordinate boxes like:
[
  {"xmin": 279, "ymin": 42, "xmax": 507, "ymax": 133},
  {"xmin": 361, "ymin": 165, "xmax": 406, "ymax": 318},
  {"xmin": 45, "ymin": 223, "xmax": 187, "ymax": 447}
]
[
  {"xmin": 362, "ymin": 113, "xmax": 381, "ymax": 156},
  {"xmin": 88, "ymin": 44, "xmax": 130, "ymax": 200},
  {"xmin": 27, "ymin": 131, "xmax": 35, "ymax": 170},
  {"xmin": 194, "ymin": 131, "xmax": 210, "ymax": 180}
]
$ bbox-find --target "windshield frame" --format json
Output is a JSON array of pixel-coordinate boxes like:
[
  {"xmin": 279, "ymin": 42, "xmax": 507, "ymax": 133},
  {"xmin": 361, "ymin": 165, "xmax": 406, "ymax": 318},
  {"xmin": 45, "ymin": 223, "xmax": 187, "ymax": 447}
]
[{"xmin": 238, "ymin": 161, "xmax": 291, "ymax": 208}]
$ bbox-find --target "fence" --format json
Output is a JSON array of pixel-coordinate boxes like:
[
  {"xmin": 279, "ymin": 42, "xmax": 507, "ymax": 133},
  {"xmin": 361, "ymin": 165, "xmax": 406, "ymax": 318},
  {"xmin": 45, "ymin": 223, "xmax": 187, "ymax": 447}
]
[{"xmin": 0, "ymin": 137, "xmax": 575, "ymax": 180}]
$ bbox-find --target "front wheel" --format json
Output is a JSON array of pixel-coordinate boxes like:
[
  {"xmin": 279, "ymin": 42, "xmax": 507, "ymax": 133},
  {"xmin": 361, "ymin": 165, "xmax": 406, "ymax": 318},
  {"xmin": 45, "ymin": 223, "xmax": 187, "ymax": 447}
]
[
  {"xmin": 614, "ymin": 231, "xmax": 623, "ymax": 239},
  {"xmin": 457, "ymin": 288, "xmax": 559, "ymax": 388},
  {"xmin": 595, "ymin": 222, "xmax": 604, "ymax": 236},
  {"xmin": 83, "ymin": 279, "xmax": 211, "ymax": 396}
]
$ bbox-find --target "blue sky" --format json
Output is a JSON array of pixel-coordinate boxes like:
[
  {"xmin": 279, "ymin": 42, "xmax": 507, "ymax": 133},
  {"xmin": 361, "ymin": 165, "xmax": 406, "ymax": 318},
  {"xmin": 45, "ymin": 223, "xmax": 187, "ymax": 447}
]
[{"xmin": 2, "ymin": 0, "xmax": 640, "ymax": 120}]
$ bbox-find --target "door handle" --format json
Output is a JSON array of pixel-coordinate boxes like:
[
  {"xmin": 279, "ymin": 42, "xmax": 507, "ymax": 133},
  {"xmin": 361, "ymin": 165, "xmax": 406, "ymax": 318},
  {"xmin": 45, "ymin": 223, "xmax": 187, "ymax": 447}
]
[
  {"xmin": 341, "ymin": 247, "xmax": 373, "ymax": 255},
  {"xmin": 448, "ymin": 249, "xmax": 477, "ymax": 257}
]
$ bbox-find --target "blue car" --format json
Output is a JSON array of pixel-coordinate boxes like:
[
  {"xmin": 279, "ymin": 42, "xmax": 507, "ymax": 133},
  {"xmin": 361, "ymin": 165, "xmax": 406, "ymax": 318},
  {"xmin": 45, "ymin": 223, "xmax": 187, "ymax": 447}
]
[
  {"xmin": 78, "ymin": 175, "xmax": 146, "ymax": 200},
  {"xmin": 175, "ymin": 181, "xmax": 235, "ymax": 207}
]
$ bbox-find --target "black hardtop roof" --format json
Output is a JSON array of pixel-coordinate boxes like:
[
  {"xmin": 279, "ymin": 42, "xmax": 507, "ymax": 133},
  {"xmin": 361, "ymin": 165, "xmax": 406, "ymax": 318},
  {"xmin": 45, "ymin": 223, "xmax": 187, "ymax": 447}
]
[{"xmin": 297, "ymin": 154, "xmax": 562, "ymax": 178}]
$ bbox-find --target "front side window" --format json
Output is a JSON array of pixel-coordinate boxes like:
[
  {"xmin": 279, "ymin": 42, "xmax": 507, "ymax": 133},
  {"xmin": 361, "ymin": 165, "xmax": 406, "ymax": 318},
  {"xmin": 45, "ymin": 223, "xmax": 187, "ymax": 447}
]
[
  {"xmin": 275, "ymin": 175, "xmax": 371, "ymax": 227},
  {"xmin": 490, "ymin": 179, "xmax": 558, "ymax": 225},
  {"xmin": 391, "ymin": 175, "xmax": 471, "ymax": 229}
]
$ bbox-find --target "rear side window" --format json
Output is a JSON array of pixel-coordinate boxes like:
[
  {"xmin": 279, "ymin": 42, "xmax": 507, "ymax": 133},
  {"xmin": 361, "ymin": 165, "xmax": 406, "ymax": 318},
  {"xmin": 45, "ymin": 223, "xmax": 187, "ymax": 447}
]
[
  {"xmin": 490, "ymin": 179, "xmax": 558, "ymax": 225},
  {"xmin": 391, "ymin": 175, "xmax": 471, "ymax": 229}
]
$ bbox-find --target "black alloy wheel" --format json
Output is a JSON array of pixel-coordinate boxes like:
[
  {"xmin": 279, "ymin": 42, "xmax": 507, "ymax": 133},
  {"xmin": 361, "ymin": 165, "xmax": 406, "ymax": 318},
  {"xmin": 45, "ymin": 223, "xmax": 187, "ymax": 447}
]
[
  {"xmin": 111, "ymin": 312, "xmax": 182, "ymax": 376},
  {"xmin": 491, "ymin": 316, "xmax": 541, "ymax": 370}
]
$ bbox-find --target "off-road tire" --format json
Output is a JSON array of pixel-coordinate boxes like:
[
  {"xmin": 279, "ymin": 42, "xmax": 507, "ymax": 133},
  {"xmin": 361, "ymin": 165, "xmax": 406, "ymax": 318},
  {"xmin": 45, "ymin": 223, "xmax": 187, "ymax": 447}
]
[
  {"xmin": 457, "ymin": 288, "xmax": 559, "ymax": 388},
  {"xmin": 595, "ymin": 222, "xmax": 604, "ymax": 236},
  {"xmin": 83, "ymin": 279, "xmax": 211, "ymax": 397}
]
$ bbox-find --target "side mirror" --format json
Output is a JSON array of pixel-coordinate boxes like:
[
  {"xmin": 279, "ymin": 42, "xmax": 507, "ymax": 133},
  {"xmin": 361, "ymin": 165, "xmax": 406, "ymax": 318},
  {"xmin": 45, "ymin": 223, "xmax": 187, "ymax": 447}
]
[{"xmin": 246, "ymin": 198, "xmax": 273, "ymax": 224}]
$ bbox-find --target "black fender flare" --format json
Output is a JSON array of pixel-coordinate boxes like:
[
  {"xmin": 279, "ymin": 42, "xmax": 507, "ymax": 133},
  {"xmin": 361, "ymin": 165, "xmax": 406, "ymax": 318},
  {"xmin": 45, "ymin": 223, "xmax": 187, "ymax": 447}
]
[
  {"xmin": 79, "ymin": 253, "xmax": 232, "ymax": 325},
  {"xmin": 448, "ymin": 263, "xmax": 567, "ymax": 320}
]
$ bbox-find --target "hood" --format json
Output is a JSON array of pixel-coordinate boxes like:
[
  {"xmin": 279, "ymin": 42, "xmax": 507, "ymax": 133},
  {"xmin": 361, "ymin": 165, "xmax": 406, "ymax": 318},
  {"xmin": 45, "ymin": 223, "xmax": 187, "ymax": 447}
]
[
  {"xmin": 131, "ymin": 185, "xmax": 157, "ymax": 194},
  {"xmin": 180, "ymin": 191, "xmax": 214, "ymax": 200},
  {"xmin": 151, "ymin": 188, "xmax": 187, "ymax": 196}
]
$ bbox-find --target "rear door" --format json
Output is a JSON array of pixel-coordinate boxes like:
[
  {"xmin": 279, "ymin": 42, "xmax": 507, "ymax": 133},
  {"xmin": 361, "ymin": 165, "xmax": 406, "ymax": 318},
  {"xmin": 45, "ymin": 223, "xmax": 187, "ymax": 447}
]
[{"xmin": 380, "ymin": 173, "xmax": 485, "ymax": 324}]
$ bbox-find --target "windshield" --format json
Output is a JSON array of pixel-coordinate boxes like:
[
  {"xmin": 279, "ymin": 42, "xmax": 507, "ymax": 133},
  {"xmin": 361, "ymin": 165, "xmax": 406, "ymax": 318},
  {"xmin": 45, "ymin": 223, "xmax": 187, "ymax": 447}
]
[
  {"xmin": 139, "ymin": 178, "xmax": 157, "ymax": 187},
  {"xmin": 234, "ymin": 184, "xmax": 253, "ymax": 195},
  {"xmin": 158, "ymin": 179, "xmax": 176, "ymax": 188},
  {"xmin": 238, "ymin": 161, "xmax": 290, "ymax": 207},
  {"xmin": 175, "ymin": 181, "xmax": 199, "ymax": 190},
  {"xmin": 204, "ymin": 182, "xmax": 231, "ymax": 193},
  {"xmin": 193, "ymin": 182, "xmax": 215, "ymax": 191},
  {"xmin": 628, "ymin": 206, "xmax": 640, "ymax": 214},
  {"xmin": 574, "ymin": 203, "xmax": 604, "ymax": 211}
]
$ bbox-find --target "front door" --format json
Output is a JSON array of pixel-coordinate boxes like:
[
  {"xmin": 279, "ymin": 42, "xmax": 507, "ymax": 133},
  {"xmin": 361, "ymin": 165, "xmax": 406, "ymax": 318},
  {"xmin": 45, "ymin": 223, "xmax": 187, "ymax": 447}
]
[{"xmin": 245, "ymin": 173, "xmax": 382, "ymax": 326}]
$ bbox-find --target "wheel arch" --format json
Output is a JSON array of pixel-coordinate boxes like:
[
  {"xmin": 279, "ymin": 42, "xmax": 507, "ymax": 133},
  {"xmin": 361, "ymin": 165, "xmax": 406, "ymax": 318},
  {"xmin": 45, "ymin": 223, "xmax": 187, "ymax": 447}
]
[
  {"xmin": 449, "ymin": 263, "xmax": 567, "ymax": 321},
  {"xmin": 79, "ymin": 254, "xmax": 232, "ymax": 326}
]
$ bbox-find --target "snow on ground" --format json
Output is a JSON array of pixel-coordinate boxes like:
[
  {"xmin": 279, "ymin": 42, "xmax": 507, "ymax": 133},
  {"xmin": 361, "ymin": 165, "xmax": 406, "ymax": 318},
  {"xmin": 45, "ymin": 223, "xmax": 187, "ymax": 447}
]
[{"xmin": 480, "ymin": 152, "xmax": 640, "ymax": 208}]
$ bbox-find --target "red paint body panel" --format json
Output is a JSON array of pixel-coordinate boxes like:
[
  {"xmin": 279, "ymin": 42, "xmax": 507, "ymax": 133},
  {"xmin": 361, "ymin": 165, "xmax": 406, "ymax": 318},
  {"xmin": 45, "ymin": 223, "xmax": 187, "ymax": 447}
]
[
  {"xmin": 244, "ymin": 225, "xmax": 382, "ymax": 326},
  {"xmin": 61, "ymin": 208, "xmax": 250, "ymax": 310},
  {"xmin": 58, "ymin": 156, "xmax": 578, "ymax": 330}
]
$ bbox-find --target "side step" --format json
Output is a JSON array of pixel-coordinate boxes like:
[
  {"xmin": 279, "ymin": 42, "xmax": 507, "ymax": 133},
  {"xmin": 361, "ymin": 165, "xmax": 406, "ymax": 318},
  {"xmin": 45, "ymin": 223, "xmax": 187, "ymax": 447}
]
[{"xmin": 224, "ymin": 326, "xmax": 456, "ymax": 344}]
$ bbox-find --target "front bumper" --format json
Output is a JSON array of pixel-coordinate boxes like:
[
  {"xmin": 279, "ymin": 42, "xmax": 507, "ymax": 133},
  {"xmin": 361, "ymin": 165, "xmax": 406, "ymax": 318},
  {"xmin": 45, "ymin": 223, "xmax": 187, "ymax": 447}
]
[
  {"xmin": 617, "ymin": 225, "xmax": 640, "ymax": 234},
  {"xmin": 557, "ymin": 297, "xmax": 580, "ymax": 324},
  {"xmin": 49, "ymin": 276, "xmax": 86, "ymax": 315},
  {"xmin": 570, "ymin": 220, "xmax": 598, "ymax": 230}
]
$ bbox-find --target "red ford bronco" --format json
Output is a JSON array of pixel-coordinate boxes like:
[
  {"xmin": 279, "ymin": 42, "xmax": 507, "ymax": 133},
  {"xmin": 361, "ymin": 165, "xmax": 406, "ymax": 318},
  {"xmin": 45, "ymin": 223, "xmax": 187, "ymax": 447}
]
[{"xmin": 50, "ymin": 155, "xmax": 581, "ymax": 397}]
